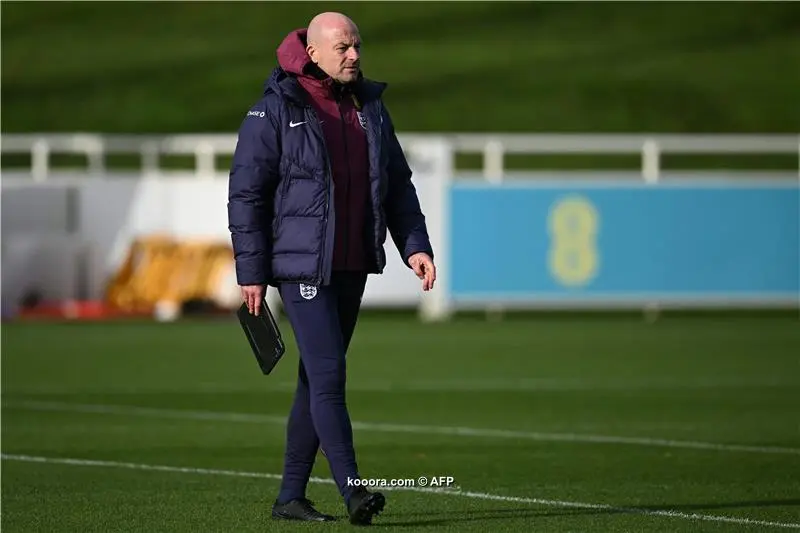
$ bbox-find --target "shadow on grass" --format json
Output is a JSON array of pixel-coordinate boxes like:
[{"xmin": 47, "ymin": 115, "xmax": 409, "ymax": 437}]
[{"xmin": 371, "ymin": 507, "xmax": 580, "ymax": 528}]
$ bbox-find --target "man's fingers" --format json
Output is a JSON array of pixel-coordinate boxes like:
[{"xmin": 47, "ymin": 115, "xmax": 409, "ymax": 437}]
[
  {"xmin": 422, "ymin": 261, "xmax": 436, "ymax": 291},
  {"xmin": 409, "ymin": 255, "xmax": 436, "ymax": 290},
  {"xmin": 240, "ymin": 286, "xmax": 264, "ymax": 315},
  {"xmin": 426, "ymin": 262, "xmax": 436, "ymax": 290},
  {"xmin": 411, "ymin": 260, "xmax": 424, "ymax": 279},
  {"xmin": 409, "ymin": 256, "xmax": 436, "ymax": 291},
  {"xmin": 242, "ymin": 289, "xmax": 252, "ymax": 313}
]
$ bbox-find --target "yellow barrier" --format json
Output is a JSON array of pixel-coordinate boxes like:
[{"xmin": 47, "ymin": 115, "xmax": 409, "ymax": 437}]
[{"xmin": 105, "ymin": 236, "xmax": 237, "ymax": 313}]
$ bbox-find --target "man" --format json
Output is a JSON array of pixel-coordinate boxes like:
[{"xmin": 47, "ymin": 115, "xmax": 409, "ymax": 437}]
[{"xmin": 227, "ymin": 12, "xmax": 436, "ymax": 525}]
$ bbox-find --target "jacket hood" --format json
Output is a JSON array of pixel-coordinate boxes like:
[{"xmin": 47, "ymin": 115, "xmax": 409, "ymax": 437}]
[
  {"xmin": 276, "ymin": 28, "xmax": 316, "ymax": 77},
  {"xmin": 264, "ymin": 27, "xmax": 329, "ymax": 101}
]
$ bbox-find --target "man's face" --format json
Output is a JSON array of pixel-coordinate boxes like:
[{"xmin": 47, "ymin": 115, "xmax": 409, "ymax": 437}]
[{"xmin": 308, "ymin": 26, "xmax": 361, "ymax": 83}]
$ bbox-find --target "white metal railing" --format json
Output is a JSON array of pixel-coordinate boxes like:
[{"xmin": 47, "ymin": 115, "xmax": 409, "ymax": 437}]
[{"xmin": 1, "ymin": 133, "xmax": 798, "ymax": 182}]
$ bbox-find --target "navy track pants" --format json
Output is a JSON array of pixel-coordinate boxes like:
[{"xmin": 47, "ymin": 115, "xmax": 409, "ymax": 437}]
[{"xmin": 276, "ymin": 271, "xmax": 368, "ymax": 504}]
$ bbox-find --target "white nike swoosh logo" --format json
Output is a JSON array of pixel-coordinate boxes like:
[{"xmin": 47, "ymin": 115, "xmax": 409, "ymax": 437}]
[{"xmin": 289, "ymin": 121, "xmax": 307, "ymax": 128}]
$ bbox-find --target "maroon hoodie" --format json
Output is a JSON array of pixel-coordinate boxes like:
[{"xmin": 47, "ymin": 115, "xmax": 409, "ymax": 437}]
[{"xmin": 276, "ymin": 28, "xmax": 371, "ymax": 273}]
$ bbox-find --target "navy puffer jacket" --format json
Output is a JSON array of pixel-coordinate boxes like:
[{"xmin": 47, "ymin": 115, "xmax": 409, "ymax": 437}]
[{"xmin": 227, "ymin": 66, "xmax": 434, "ymax": 287}]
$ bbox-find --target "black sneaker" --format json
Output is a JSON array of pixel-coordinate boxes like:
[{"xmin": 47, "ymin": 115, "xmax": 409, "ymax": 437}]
[
  {"xmin": 272, "ymin": 498, "xmax": 336, "ymax": 521},
  {"xmin": 347, "ymin": 487, "xmax": 386, "ymax": 525}
]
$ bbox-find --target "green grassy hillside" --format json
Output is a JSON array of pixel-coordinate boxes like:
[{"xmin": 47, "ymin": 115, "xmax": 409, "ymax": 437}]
[{"xmin": 2, "ymin": 2, "xmax": 799, "ymax": 134}]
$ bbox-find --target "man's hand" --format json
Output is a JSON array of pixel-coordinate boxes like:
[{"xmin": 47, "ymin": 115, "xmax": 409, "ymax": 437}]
[
  {"xmin": 408, "ymin": 252, "xmax": 436, "ymax": 291},
  {"xmin": 240, "ymin": 285, "xmax": 266, "ymax": 315}
]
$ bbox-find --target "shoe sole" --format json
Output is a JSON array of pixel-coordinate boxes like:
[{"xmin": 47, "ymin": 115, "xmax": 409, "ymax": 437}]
[
  {"xmin": 349, "ymin": 492, "xmax": 386, "ymax": 525},
  {"xmin": 272, "ymin": 511, "xmax": 336, "ymax": 522}
]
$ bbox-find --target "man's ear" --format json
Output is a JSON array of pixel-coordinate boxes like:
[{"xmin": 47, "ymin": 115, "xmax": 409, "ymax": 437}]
[{"xmin": 306, "ymin": 44, "xmax": 317, "ymax": 64}]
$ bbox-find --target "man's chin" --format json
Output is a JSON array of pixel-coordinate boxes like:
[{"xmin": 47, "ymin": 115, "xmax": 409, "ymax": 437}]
[{"xmin": 339, "ymin": 69, "xmax": 359, "ymax": 82}]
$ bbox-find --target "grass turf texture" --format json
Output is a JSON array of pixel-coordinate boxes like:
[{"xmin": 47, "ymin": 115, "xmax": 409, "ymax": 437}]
[
  {"xmin": 2, "ymin": 312, "xmax": 799, "ymax": 531},
  {"xmin": 2, "ymin": 2, "xmax": 799, "ymax": 135}
]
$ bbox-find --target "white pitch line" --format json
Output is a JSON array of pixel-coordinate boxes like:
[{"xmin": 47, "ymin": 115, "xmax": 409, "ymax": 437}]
[
  {"xmin": 2, "ymin": 453, "xmax": 799, "ymax": 530},
  {"xmin": 272, "ymin": 377, "xmax": 800, "ymax": 392},
  {"xmin": 7, "ymin": 376, "xmax": 798, "ymax": 395},
  {"xmin": 6, "ymin": 400, "xmax": 800, "ymax": 456}
]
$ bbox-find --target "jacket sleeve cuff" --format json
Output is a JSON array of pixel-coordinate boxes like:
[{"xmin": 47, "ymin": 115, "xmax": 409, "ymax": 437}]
[
  {"xmin": 402, "ymin": 235, "xmax": 434, "ymax": 267},
  {"xmin": 235, "ymin": 256, "xmax": 271, "ymax": 286}
]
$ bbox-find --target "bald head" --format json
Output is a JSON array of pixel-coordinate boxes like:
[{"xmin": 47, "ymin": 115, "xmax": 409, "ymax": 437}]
[
  {"xmin": 305, "ymin": 12, "xmax": 362, "ymax": 83},
  {"xmin": 307, "ymin": 12, "xmax": 357, "ymax": 45}
]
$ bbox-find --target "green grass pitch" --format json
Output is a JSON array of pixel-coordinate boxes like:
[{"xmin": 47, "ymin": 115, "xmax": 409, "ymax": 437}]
[{"xmin": 2, "ymin": 312, "xmax": 799, "ymax": 531}]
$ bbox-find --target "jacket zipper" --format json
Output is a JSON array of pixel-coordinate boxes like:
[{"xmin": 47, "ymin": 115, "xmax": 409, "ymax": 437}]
[
  {"xmin": 367, "ymin": 103, "xmax": 384, "ymax": 273},
  {"xmin": 307, "ymin": 105, "xmax": 334, "ymax": 286},
  {"xmin": 338, "ymin": 99, "xmax": 351, "ymax": 270}
]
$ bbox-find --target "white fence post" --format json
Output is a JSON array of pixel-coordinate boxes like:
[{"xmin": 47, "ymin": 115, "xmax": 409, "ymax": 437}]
[
  {"xmin": 484, "ymin": 139, "xmax": 504, "ymax": 183},
  {"xmin": 31, "ymin": 139, "xmax": 50, "ymax": 182},
  {"xmin": 484, "ymin": 139, "xmax": 506, "ymax": 320},
  {"xmin": 141, "ymin": 141, "xmax": 160, "ymax": 177},
  {"xmin": 410, "ymin": 137, "xmax": 454, "ymax": 322},
  {"xmin": 642, "ymin": 138, "xmax": 661, "ymax": 320},
  {"xmin": 196, "ymin": 142, "xmax": 216, "ymax": 178},
  {"xmin": 642, "ymin": 138, "xmax": 660, "ymax": 183},
  {"xmin": 87, "ymin": 141, "xmax": 105, "ymax": 176}
]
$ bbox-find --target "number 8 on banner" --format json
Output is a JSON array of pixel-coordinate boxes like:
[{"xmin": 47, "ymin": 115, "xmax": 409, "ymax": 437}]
[{"xmin": 547, "ymin": 195, "xmax": 600, "ymax": 287}]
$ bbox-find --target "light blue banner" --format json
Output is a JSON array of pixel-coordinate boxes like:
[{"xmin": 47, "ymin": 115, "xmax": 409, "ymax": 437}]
[{"xmin": 449, "ymin": 180, "xmax": 799, "ymax": 304}]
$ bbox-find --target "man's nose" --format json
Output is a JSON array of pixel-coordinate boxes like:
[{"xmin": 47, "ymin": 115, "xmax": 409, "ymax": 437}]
[{"xmin": 347, "ymin": 48, "xmax": 360, "ymax": 62}]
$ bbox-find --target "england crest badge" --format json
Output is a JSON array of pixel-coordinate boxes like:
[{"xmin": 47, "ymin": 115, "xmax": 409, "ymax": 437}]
[
  {"xmin": 299, "ymin": 283, "xmax": 317, "ymax": 300},
  {"xmin": 357, "ymin": 111, "xmax": 367, "ymax": 130}
]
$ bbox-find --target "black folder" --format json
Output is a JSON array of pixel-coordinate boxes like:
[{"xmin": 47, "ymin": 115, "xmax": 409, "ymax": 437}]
[{"xmin": 236, "ymin": 299, "xmax": 285, "ymax": 375}]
